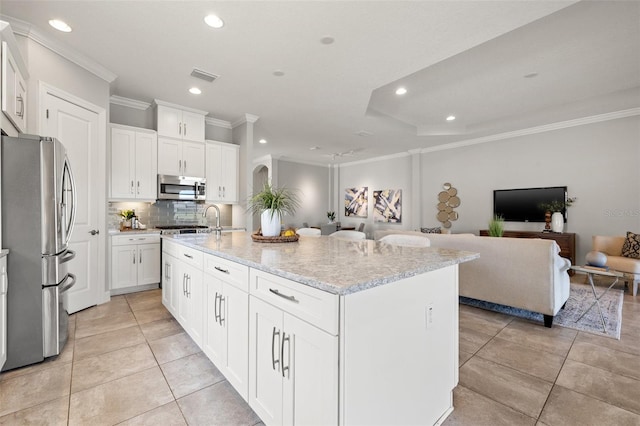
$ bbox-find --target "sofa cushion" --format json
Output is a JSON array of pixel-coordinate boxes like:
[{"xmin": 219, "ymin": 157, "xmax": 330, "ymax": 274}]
[
  {"xmin": 606, "ymin": 255, "xmax": 640, "ymax": 274},
  {"xmin": 621, "ymin": 231, "xmax": 640, "ymax": 259}
]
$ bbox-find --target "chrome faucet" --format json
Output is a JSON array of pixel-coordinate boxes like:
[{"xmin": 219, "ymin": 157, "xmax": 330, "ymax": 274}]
[{"xmin": 203, "ymin": 204, "xmax": 223, "ymax": 236}]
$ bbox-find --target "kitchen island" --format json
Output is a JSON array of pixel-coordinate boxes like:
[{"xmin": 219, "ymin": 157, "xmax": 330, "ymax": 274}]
[{"xmin": 161, "ymin": 232, "xmax": 478, "ymax": 426}]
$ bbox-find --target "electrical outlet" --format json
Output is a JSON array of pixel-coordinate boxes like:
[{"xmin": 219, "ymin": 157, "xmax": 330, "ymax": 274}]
[{"xmin": 425, "ymin": 303, "xmax": 434, "ymax": 329}]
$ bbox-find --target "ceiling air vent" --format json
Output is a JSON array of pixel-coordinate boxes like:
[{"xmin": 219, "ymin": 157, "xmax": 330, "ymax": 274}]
[{"xmin": 191, "ymin": 68, "xmax": 219, "ymax": 83}]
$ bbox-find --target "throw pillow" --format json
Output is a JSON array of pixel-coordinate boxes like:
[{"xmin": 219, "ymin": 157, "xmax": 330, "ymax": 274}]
[
  {"xmin": 420, "ymin": 227, "xmax": 441, "ymax": 234},
  {"xmin": 621, "ymin": 231, "xmax": 640, "ymax": 259}
]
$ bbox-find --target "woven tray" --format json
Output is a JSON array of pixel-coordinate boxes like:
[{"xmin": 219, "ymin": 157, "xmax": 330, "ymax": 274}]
[{"xmin": 251, "ymin": 233, "xmax": 299, "ymax": 243}]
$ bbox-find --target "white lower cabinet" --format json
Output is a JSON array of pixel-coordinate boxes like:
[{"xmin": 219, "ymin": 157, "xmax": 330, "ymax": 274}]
[
  {"xmin": 161, "ymin": 252, "xmax": 179, "ymax": 316},
  {"xmin": 172, "ymin": 244, "xmax": 204, "ymax": 347},
  {"xmin": 248, "ymin": 270, "xmax": 339, "ymax": 426},
  {"xmin": 111, "ymin": 234, "xmax": 160, "ymax": 292},
  {"xmin": 0, "ymin": 256, "xmax": 7, "ymax": 370}
]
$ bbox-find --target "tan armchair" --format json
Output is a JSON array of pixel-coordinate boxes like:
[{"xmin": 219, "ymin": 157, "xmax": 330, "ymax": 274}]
[{"xmin": 592, "ymin": 235, "xmax": 640, "ymax": 296}]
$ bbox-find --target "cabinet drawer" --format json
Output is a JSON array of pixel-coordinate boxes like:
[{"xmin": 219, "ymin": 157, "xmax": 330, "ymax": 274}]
[
  {"xmin": 177, "ymin": 244, "xmax": 203, "ymax": 269},
  {"xmin": 204, "ymin": 254, "xmax": 249, "ymax": 292},
  {"xmin": 112, "ymin": 233, "xmax": 160, "ymax": 246},
  {"xmin": 250, "ymin": 269, "xmax": 338, "ymax": 335},
  {"xmin": 162, "ymin": 239, "xmax": 179, "ymax": 257}
]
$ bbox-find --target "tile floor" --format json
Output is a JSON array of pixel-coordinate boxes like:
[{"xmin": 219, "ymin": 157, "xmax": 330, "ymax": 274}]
[{"xmin": 0, "ymin": 275, "xmax": 639, "ymax": 425}]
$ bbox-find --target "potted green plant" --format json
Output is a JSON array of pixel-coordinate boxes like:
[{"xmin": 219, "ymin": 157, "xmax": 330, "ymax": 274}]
[
  {"xmin": 119, "ymin": 209, "xmax": 135, "ymax": 230},
  {"xmin": 538, "ymin": 198, "xmax": 576, "ymax": 232},
  {"xmin": 327, "ymin": 211, "xmax": 336, "ymax": 223},
  {"xmin": 248, "ymin": 182, "xmax": 300, "ymax": 237},
  {"xmin": 488, "ymin": 215, "xmax": 504, "ymax": 237}
]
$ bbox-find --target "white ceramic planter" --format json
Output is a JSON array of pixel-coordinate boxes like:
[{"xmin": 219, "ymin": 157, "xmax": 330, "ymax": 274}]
[
  {"xmin": 551, "ymin": 212, "xmax": 564, "ymax": 233},
  {"xmin": 261, "ymin": 210, "xmax": 281, "ymax": 237}
]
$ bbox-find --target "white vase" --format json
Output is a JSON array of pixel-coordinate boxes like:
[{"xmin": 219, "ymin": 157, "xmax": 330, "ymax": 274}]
[
  {"xmin": 261, "ymin": 210, "xmax": 281, "ymax": 237},
  {"xmin": 551, "ymin": 212, "xmax": 564, "ymax": 233}
]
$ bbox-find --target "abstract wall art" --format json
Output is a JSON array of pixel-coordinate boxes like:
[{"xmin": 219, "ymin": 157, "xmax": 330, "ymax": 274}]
[
  {"xmin": 345, "ymin": 187, "xmax": 368, "ymax": 217},
  {"xmin": 373, "ymin": 189, "xmax": 402, "ymax": 223}
]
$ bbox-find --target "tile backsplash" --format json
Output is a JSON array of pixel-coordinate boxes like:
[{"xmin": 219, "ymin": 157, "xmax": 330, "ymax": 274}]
[{"xmin": 108, "ymin": 201, "xmax": 232, "ymax": 230}]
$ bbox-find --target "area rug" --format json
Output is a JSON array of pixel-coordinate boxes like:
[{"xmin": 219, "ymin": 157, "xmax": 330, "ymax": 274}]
[{"xmin": 460, "ymin": 282, "xmax": 624, "ymax": 339}]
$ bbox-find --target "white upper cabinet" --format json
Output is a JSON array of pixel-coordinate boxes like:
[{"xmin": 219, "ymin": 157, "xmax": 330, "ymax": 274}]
[
  {"xmin": 1, "ymin": 22, "xmax": 29, "ymax": 134},
  {"xmin": 155, "ymin": 100, "xmax": 206, "ymax": 142},
  {"xmin": 206, "ymin": 141, "xmax": 239, "ymax": 203},
  {"xmin": 158, "ymin": 137, "xmax": 205, "ymax": 177},
  {"xmin": 109, "ymin": 124, "xmax": 158, "ymax": 201}
]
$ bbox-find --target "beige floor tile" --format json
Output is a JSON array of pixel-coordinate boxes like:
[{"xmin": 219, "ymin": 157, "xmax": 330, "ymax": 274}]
[
  {"xmin": 68, "ymin": 366, "xmax": 173, "ymax": 426},
  {"xmin": 459, "ymin": 305, "xmax": 513, "ymax": 335},
  {"xmin": 74, "ymin": 296, "xmax": 131, "ymax": 322},
  {"xmin": 476, "ymin": 337, "xmax": 564, "ymax": 382},
  {"xmin": 442, "ymin": 385, "xmax": 536, "ymax": 426},
  {"xmin": 0, "ymin": 395, "xmax": 69, "ymax": 426},
  {"xmin": 0, "ymin": 363, "xmax": 71, "ymax": 417},
  {"xmin": 74, "ymin": 325, "xmax": 146, "ymax": 361},
  {"xmin": 177, "ymin": 381, "xmax": 260, "ymax": 426},
  {"xmin": 459, "ymin": 356, "xmax": 553, "ymax": 418},
  {"xmin": 568, "ymin": 340, "xmax": 640, "ymax": 380},
  {"xmin": 126, "ymin": 289, "xmax": 162, "ymax": 312},
  {"xmin": 459, "ymin": 350, "xmax": 473, "ymax": 367},
  {"xmin": 575, "ymin": 329, "xmax": 640, "ymax": 357},
  {"xmin": 133, "ymin": 305, "xmax": 173, "ymax": 325},
  {"xmin": 496, "ymin": 319, "xmax": 577, "ymax": 357},
  {"xmin": 556, "ymin": 359, "xmax": 640, "ymax": 415},
  {"xmin": 118, "ymin": 401, "xmax": 186, "ymax": 426},
  {"xmin": 75, "ymin": 311, "xmax": 138, "ymax": 339},
  {"xmin": 71, "ymin": 343, "xmax": 157, "ymax": 393},
  {"xmin": 539, "ymin": 385, "xmax": 640, "ymax": 426},
  {"xmin": 161, "ymin": 352, "xmax": 225, "ymax": 399},
  {"xmin": 148, "ymin": 332, "xmax": 200, "ymax": 365},
  {"xmin": 459, "ymin": 326, "xmax": 494, "ymax": 354},
  {"xmin": 139, "ymin": 318, "xmax": 184, "ymax": 342}
]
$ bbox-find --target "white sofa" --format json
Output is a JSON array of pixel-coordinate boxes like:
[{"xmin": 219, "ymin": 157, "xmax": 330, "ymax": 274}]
[
  {"xmin": 592, "ymin": 235, "xmax": 640, "ymax": 296},
  {"xmin": 374, "ymin": 230, "xmax": 572, "ymax": 327}
]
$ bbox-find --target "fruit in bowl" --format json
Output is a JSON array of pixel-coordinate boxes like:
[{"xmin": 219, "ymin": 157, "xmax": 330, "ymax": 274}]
[{"xmin": 282, "ymin": 229, "xmax": 296, "ymax": 237}]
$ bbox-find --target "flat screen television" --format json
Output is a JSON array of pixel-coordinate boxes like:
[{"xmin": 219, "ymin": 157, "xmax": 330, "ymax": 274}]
[{"xmin": 493, "ymin": 186, "xmax": 567, "ymax": 222}]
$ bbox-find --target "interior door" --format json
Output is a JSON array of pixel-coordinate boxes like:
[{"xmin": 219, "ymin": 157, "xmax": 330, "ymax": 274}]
[{"xmin": 41, "ymin": 91, "xmax": 103, "ymax": 314}]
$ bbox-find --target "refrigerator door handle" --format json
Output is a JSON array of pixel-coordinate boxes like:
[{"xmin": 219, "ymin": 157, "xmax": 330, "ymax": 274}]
[
  {"xmin": 59, "ymin": 273, "xmax": 77, "ymax": 294},
  {"xmin": 60, "ymin": 249, "xmax": 76, "ymax": 264},
  {"xmin": 63, "ymin": 157, "xmax": 77, "ymax": 245}
]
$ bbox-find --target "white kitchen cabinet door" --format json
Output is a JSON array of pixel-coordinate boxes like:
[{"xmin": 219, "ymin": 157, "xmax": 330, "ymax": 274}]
[
  {"xmin": 156, "ymin": 104, "xmax": 182, "ymax": 139},
  {"xmin": 178, "ymin": 262, "xmax": 204, "ymax": 347},
  {"xmin": 182, "ymin": 141, "xmax": 205, "ymax": 177},
  {"xmin": 134, "ymin": 131, "xmax": 157, "ymax": 199},
  {"xmin": 206, "ymin": 141, "xmax": 239, "ymax": 203},
  {"xmin": 224, "ymin": 283, "xmax": 249, "ymax": 398},
  {"xmin": 204, "ymin": 273, "xmax": 225, "ymax": 367},
  {"xmin": 1, "ymin": 41, "xmax": 27, "ymax": 133},
  {"xmin": 138, "ymin": 243, "xmax": 161, "ymax": 285},
  {"xmin": 0, "ymin": 257, "xmax": 7, "ymax": 370},
  {"xmin": 111, "ymin": 245, "xmax": 137, "ymax": 290},
  {"xmin": 162, "ymin": 254, "xmax": 178, "ymax": 316},
  {"xmin": 282, "ymin": 313, "xmax": 338, "ymax": 426},
  {"xmin": 249, "ymin": 296, "xmax": 285, "ymax": 426},
  {"xmin": 158, "ymin": 137, "xmax": 182, "ymax": 176},
  {"xmin": 181, "ymin": 110, "xmax": 205, "ymax": 142},
  {"xmin": 110, "ymin": 127, "xmax": 135, "ymax": 199}
]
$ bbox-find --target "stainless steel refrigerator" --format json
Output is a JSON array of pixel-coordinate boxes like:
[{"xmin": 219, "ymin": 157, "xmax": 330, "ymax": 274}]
[{"xmin": 1, "ymin": 134, "xmax": 77, "ymax": 371}]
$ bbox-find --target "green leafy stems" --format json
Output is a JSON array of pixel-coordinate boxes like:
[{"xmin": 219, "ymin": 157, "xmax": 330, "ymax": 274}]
[
  {"xmin": 247, "ymin": 182, "xmax": 301, "ymax": 219},
  {"xmin": 488, "ymin": 215, "xmax": 504, "ymax": 237}
]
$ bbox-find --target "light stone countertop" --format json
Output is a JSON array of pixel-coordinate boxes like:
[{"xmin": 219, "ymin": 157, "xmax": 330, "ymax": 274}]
[
  {"xmin": 0, "ymin": 249, "xmax": 8, "ymax": 258},
  {"xmin": 164, "ymin": 232, "xmax": 479, "ymax": 295}
]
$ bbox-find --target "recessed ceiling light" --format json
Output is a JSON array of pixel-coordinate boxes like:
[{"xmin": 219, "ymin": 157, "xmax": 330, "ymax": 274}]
[
  {"xmin": 320, "ymin": 36, "xmax": 335, "ymax": 45},
  {"xmin": 524, "ymin": 72, "xmax": 539, "ymax": 79},
  {"xmin": 446, "ymin": 115, "xmax": 456, "ymax": 121},
  {"xmin": 189, "ymin": 87, "xmax": 202, "ymax": 95},
  {"xmin": 204, "ymin": 14, "xmax": 224, "ymax": 29},
  {"xmin": 49, "ymin": 19, "xmax": 72, "ymax": 32},
  {"xmin": 395, "ymin": 87, "xmax": 407, "ymax": 95},
  {"xmin": 273, "ymin": 70, "xmax": 285, "ymax": 77},
  {"xmin": 259, "ymin": 139, "xmax": 267, "ymax": 144}
]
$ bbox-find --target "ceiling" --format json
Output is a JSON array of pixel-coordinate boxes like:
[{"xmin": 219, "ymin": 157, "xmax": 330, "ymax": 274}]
[{"xmin": 1, "ymin": 1, "xmax": 639, "ymax": 165}]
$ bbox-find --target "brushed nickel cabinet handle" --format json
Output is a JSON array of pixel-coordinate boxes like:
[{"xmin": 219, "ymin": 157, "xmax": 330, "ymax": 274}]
[
  {"xmin": 214, "ymin": 292, "xmax": 220, "ymax": 324},
  {"xmin": 281, "ymin": 333, "xmax": 290, "ymax": 378},
  {"xmin": 271, "ymin": 327, "xmax": 280, "ymax": 371},
  {"xmin": 214, "ymin": 266, "xmax": 229, "ymax": 274},
  {"xmin": 269, "ymin": 288, "xmax": 299, "ymax": 303}
]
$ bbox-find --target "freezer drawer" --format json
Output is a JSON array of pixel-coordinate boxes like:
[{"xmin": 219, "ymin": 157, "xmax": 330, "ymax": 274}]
[{"xmin": 42, "ymin": 273, "xmax": 75, "ymax": 358}]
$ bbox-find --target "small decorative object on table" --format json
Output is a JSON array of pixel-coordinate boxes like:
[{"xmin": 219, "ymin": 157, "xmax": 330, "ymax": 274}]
[
  {"xmin": 586, "ymin": 250, "xmax": 608, "ymax": 268},
  {"xmin": 327, "ymin": 211, "xmax": 336, "ymax": 223},
  {"xmin": 119, "ymin": 209, "xmax": 136, "ymax": 230},
  {"xmin": 247, "ymin": 183, "xmax": 300, "ymax": 237},
  {"xmin": 538, "ymin": 197, "xmax": 576, "ymax": 233},
  {"xmin": 251, "ymin": 229, "xmax": 299, "ymax": 243}
]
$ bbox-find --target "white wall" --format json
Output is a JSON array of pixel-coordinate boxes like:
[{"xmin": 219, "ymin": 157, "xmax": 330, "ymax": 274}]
[
  {"xmin": 337, "ymin": 154, "xmax": 413, "ymax": 238},
  {"xmin": 277, "ymin": 160, "xmax": 330, "ymax": 229}
]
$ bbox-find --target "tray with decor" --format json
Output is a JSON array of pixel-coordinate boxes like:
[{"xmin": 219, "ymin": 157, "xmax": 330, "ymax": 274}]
[{"xmin": 251, "ymin": 230, "xmax": 299, "ymax": 243}]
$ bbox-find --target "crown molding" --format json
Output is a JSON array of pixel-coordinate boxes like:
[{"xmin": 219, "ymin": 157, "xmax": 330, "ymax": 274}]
[
  {"xmin": 278, "ymin": 156, "xmax": 332, "ymax": 168},
  {"xmin": 109, "ymin": 95, "xmax": 150, "ymax": 110},
  {"xmin": 420, "ymin": 108, "xmax": 640, "ymax": 154},
  {"xmin": 2, "ymin": 15, "xmax": 117, "ymax": 83},
  {"xmin": 205, "ymin": 116, "xmax": 232, "ymax": 129},
  {"xmin": 340, "ymin": 151, "xmax": 411, "ymax": 167},
  {"xmin": 232, "ymin": 113, "xmax": 260, "ymax": 128},
  {"xmin": 152, "ymin": 99, "xmax": 208, "ymax": 115}
]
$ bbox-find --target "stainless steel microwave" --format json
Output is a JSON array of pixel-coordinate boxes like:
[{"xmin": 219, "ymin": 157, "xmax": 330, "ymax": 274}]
[{"xmin": 157, "ymin": 174, "xmax": 206, "ymax": 201}]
